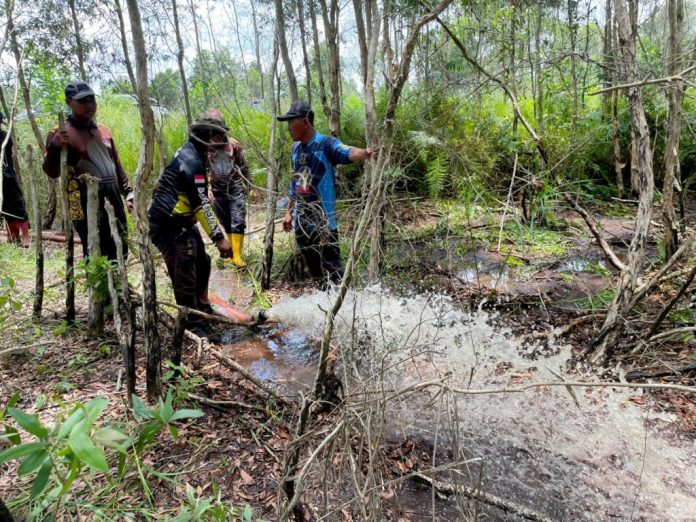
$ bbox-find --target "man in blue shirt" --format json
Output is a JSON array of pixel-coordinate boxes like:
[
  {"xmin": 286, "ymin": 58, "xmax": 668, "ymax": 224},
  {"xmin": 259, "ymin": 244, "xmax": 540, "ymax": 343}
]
[{"xmin": 279, "ymin": 101, "xmax": 375, "ymax": 287}]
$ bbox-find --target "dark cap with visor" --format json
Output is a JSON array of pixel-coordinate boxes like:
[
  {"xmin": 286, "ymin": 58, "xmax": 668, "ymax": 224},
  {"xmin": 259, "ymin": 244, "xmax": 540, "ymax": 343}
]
[
  {"xmin": 277, "ymin": 100, "xmax": 312, "ymax": 121},
  {"xmin": 65, "ymin": 81, "xmax": 96, "ymax": 100}
]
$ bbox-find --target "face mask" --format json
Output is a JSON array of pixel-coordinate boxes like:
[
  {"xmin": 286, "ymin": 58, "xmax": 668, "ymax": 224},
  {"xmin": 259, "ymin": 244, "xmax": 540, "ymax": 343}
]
[{"xmin": 209, "ymin": 149, "xmax": 232, "ymax": 176}]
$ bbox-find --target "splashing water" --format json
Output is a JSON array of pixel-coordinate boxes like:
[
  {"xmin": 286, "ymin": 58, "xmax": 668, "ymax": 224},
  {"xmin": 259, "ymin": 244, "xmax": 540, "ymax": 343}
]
[{"xmin": 268, "ymin": 285, "xmax": 696, "ymax": 521}]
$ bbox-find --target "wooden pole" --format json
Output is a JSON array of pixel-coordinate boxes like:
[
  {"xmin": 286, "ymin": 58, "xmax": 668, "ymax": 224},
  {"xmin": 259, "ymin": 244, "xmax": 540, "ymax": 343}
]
[
  {"xmin": 80, "ymin": 173, "xmax": 103, "ymax": 335},
  {"xmin": 105, "ymin": 201, "xmax": 135, "ymax": 404},
  {"xmin": 57, "ymin": 113, "xmax": 75, "ymax": 323},
  {"xmin": 25, "ymin": 145, "xmax": 43, "ymax": 319}
]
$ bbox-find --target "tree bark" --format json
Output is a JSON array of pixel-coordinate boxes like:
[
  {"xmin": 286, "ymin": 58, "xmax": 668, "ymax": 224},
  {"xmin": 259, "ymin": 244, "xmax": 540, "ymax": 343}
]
[
  {"xmin": 126, "ymin": 0, "xmax": 161, "ymax": 402},
  {"xmin": 534, "ymin": 0, "xmax": 544, "ymax": 135},
  {"xmin": 114, "ymin": 0, "xmax": 137, "ymax": 91},
  {"xmin": 67, "ymin": 0, "xmax": 87, "ymax": 80},
  {"xmin": 296, "ymin": 0, "xmax": 312, "ymax": 104},
  {"xmin": 81, "ymin": 174, "xmax": 103, "ymax": 336},
  {"xmin": 260, "ymin": 37, "xmax": 280, "ymax": 290},
  {"xmin": 26, "ymin": 145, "xmax": 44, "ymax": 320},
  {"xmin": 590, "ymin": 0, "xmax": 655, "ymax": 362},
  {"xmin": 171, "ymin": 0, "xmax": 193, "ymax": 125},
  {"xmin": 250, "ymin": 0, "xmax": 265, "ymax": 101},
  {"xmin": 319, "ymin": 0, "xmax": 341, "ymax": 136},
  {"xmin": 105, "ymin": 201, "xmax": 135, "ymax": 404},
  {"xmin": 309, "ymin": 0, "xmax": 330, "ymax": 119},
  {"xmin": 662, "ymin": 0, "xmax": 684, "ymax": 258},
  {"xmin": 57, "ymin": 114, "xmax": 75, "ymax": 323},
  {"xmin": 274, "ymin": 0, "xmax": 298, "ymax": 101},
  {"xmin": 6, "ymin": 4, "xmax": 43, "ymax": 152}
]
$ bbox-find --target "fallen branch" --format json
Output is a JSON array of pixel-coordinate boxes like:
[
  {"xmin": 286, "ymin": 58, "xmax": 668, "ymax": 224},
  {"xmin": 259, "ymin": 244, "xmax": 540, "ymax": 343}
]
[
  {"xmin": 527, "ymin": 314, "xmax": 606, "ymax": 341},
  {"xmin": 646, "ymin": 326, "xmax": 696, "ymax": 344},
  {"xmin": 628, "ymin": 236, "xmax": 694, "ymax": 310},
  {"xmin": 413, "ymin": 471, "xmax": 552, "ymax": 522},
  {"xmin": 382, "ymin": 379, "xmax": 696, "ymax": 403},
  {"xmin": 625, "ymin": 363, "xmax": 696, "ymax": 381},
  {"xmin": 565, "ymin": 195, "xmax": 626, "ymax": 271},
  {"xmin": 0, "ymin": 341, "xmax": 57, "ymax": 358},
  {"xmin": 0, "ymin": 229, "xmax": 83, "ymax": 244},
  {"xmin": 643, "ymin": 264, "xmax": 696, "ymax": 340},
  {"xmin": 211, "ymin": 348, "xmax": 289, "ymax": 405},
  {"xmin": 187, "ymin": 392, "xmax": 267, "ymax": 412}
]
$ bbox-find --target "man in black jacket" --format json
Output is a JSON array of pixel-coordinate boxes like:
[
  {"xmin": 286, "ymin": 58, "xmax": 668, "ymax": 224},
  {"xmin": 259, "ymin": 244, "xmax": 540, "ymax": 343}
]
[{"xmin": 148, "ymin": 110, "xmax": 232, "ymax": 313}]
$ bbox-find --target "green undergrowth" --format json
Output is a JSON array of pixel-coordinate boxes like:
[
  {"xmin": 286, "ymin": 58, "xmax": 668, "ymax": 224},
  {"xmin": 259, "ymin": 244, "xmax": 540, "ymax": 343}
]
[{"xmin": 0, "ymin": 387, "xmax": 265, "ymax": 521}]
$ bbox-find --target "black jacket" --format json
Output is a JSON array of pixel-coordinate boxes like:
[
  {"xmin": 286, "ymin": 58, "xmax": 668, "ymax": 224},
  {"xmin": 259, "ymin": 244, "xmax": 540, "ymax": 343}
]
[{"xmin": 148, "ymin": 140, "xmax": 224, "ymax": 243}]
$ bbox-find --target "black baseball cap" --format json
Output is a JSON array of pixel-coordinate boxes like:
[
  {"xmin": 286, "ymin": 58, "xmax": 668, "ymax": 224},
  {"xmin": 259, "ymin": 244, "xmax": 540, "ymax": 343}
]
[
  {"xmin": 65, "ymin": 81, "xmax": 96, "ymax": 100},
  {"xmin": 277, "ymin": 100, "xmax": 312, "ymax": 121}
]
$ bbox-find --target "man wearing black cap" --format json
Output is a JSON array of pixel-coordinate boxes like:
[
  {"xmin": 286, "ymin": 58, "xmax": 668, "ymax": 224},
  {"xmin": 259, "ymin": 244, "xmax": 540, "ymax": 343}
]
[
  {"xmin": 148, "ymin": 110, "xmax": 233, "ymax": 314},
  {"xmin": 1, "ymin": 111, "xmax": 30, "ymax": 247},
  {"xmin": 43, "ymin": 81, "xmax": 133, "ymax": 260},
  {"xmin": 278, "ymin": 101, "xmax": 375, "ymax": 287}
]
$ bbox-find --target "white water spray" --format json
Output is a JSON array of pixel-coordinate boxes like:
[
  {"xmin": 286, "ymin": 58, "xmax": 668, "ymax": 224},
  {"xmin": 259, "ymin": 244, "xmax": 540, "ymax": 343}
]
[{"xmin": 268, "ymin": 285, "xmax": 696, "ymax": 521}]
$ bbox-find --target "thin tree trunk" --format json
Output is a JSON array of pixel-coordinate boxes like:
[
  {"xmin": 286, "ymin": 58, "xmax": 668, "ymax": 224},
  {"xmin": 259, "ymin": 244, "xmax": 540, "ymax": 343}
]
[
  {"xmin": 534, "ymin": 0, "xmax": 544, "ymax": 135},
  {"xmin": 260, "ymin": 37, "xmax": 280, "ymax": 290},
  {"xmin": 274, "ymin": 0, "xmax": 298, "ymax": 101},
  {"xmin": 172, "ymin": 0, "xmax": 193, "ymax": 125},
  {"xmin": 105, "ymin": 201, "xmax": 135, "ymax": 405},
  {"xmin": 57, "ymin": 114, "xmax": 75, "ymax": 323},
  {"xmin": 309, "ymin": 0, "xmax": 330, "ymax": 119},
  {"xmin": 590, "ymin": 0, "xmax": 655, "ymax": 362},
  {"xmin": 296, "ymin": 0, "xmax": 312, "ymax": 104},
  {"xmin": 81, "ymin": 174, "xmax": 103, "ymax": 336},
  {"xmin": 67, "ymin": 0, "xmax": 87, "ymax": 80},
  {"xmin": 610, "ymin": 2, "xmax": 625, "ymax": 198},
  {"xmin": 662, "ymin": 0, "xmax": 684, "ymax": 258},
  {"xmin": 353, "ymin": 0, "xmax": 368, "ymax": 86},
  {"xmin": 319, "ymin": 0, "xmax": 341, "ymax": 136},
  {"xmin": 250, "ymin": 0, "xmax": 265, "ymax": 101},
  {"xmin": 114, "ymin": 0, "xmax": 137, "ymax": 91},
  {"xmin": 26, "ymin": 145, "xmax": 43, "ymax": 319},
  {"xmin": 612, "ymin": 89, "xmax": 624, "ymax": 198},
  {"xmin": 568, "ymin": 0, "xmax": 578, "ymax": 135},
  {"xmin": 126, "ymin": 0, "xmax": 161, "ymax": 402}
]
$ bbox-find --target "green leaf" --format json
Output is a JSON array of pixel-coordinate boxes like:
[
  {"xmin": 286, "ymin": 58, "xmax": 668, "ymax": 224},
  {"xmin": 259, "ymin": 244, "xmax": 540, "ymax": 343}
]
[
  {"xmin": 168, "ymin": 424, "xmax": 178, "ymax": 440},
  {"xmin": 243, "ymin": 505, "xmax": 253, "ymax": 520},
  {"xmin": 0, "ymin": 441, "xmax": 47, "ymax": 463},
  {"xmin": 30, "ymin": 458, "xmax": 53, "ymax": 498},
  {"xmin": 169, "ymin": 409, "xmax": 205, "ymax": 422},
  {"xmin": 83, "ymin": 397, "xmax": 109, "ymax": 425},
  {"xmin": 132, "ymin": 395, "xmax": 153, "ymax": 421},
  {"xmin": 67, "ymin": 430, "xmax": 109, "ymax": 474},
  {"xmin": 94, "ymin": 427, "xmax": 128, "ymax": 445},
  {"xmin": 58, "ymin": 406, "xmax": 86, "ymax": 439},
  {"xmin": 0, "ymin": 391, "xmax": 21, "ymax": 420},
  {"xmin": 18, "ymin": 450, "xmax": 49, "ymax": 476},
  {"xmin": 4, "ymin": 426, "xmax": 21, "ymax": 445},
  {"xmin": 8, "ymin": 408, "xmax": 49, "ymax": 439}
]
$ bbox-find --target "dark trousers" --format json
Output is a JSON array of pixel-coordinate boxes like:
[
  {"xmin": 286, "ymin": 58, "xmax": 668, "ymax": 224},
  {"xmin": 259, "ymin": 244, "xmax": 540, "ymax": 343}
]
[
  {"xmin": 295, "ymin": 228, "xmax": 343, "ymax": 284},
  {"xmin": 2, "ymin": 171, "xmax": 28, "ymax": 222},
  {"xmin": 212, "ymin": 180, "xmax": 246, "ymax": 234},
  {"xmin": 150, "ymin": 220, "xmax": 211, "ymax": 310}
]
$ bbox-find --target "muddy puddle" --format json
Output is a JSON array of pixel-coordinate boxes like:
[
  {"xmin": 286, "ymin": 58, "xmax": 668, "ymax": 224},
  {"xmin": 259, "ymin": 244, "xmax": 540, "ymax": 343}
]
[{"xmin": 258, "ymin": 286, "xmax": 695, "ymax": 521}]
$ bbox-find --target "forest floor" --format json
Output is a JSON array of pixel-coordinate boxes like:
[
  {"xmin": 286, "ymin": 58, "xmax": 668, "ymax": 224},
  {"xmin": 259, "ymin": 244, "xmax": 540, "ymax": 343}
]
[{"xmin": 1, "ymin": 198, "xmax": 695, "ymax": 521}]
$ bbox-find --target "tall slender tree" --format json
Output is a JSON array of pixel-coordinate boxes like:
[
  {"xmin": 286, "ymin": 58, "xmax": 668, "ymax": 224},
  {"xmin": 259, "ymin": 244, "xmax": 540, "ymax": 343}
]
[{"xmin": 125, "ymin": 0, "xmax": 161, "ymax": 401}]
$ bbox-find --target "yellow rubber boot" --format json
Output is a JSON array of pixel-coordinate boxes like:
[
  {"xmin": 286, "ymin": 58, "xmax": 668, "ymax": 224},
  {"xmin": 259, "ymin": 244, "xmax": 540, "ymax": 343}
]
[{"xmin": 230, "ymin": 233, "xmax": 247, "ymax": 268}]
